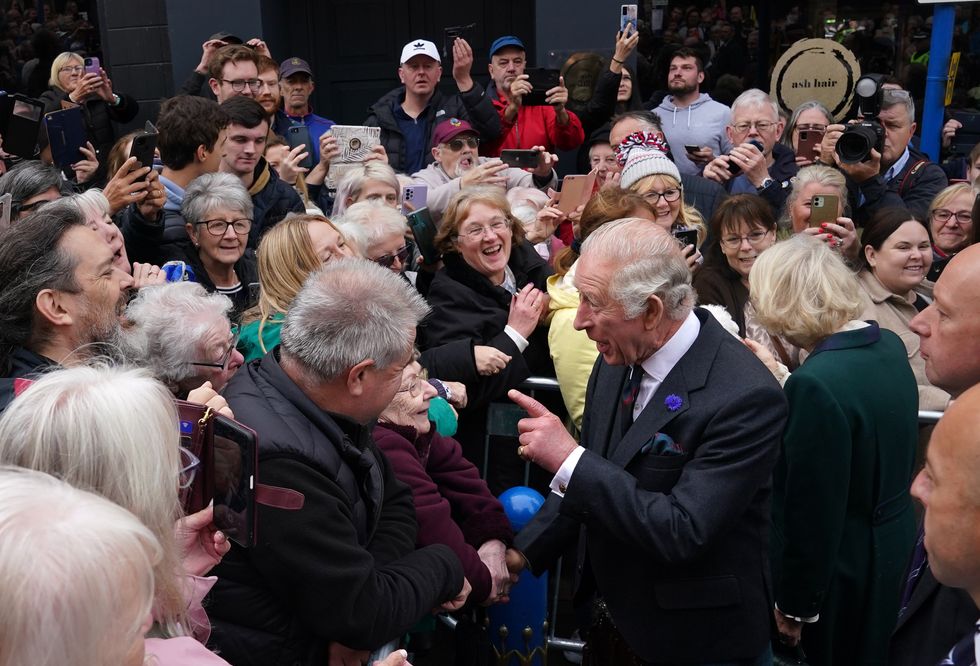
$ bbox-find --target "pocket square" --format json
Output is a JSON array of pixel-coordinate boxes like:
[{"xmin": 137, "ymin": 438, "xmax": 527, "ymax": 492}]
[{"xmin": 639, "ymin": 432, "xmax": 684, "ymax": 456}]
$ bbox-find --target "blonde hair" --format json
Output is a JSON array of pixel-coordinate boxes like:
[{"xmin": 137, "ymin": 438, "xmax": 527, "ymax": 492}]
[
  {"xmin": 749, "ymin": 235, "xmax": 862, "ymax": 349},
  {"xmin": 0, "ymin": 366, "xmax": 188, "ymax": 637},
  {"xmin": 245, "ymin": 214, "xmax": 344, "ymax": 353},
  {"xmin": 435, "ymin": 186, "xmax": 526, "ymax": 255},
  {"xmin": 49, "ymin": 51, "xmax": 83, "ymax": 90},
  {"xmin": 929, "ymin": 182, "xmax": 974, "ymax": 215},
  {"xmin": 630, "ymin": 174, "xmax": 706, "ymax": 244},
  {"xmin": 0, "ymin": 466, "xmax": 160, "ymax": 666}
]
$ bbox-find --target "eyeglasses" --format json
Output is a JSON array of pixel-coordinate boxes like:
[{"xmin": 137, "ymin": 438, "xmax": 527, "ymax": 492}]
[
  {"xmin": 458, "ymin": 219, "xmax": 510, "ymax": 240},
  {"xmin": 178, "ymin": 446, "xmax": 201, "ymax": 490},
  {"xmin": 191, "ymin": 328, "xmax": 241, "ymax": 370},
  {"xmin": 59, "ymin": 65, "xmax": 84, "ymax": 74},
  {"xmin": 196, "ymin": 218, "xmax": 252, "ymax": 236},
  {"xmin": 373, "ymin": 245, "xmax": 410, "ymax": 269},
  {"xmin": 446, "ymin": 136, "xmax": 480, "ymax": 151},
  {"xmin": 397, "ymin": 368, "xmax": 429, "ymax": 397},
  {"xmin": 220, "ymin": 78, "xmax": 262, "ymax": 93},
  {"xmin": 731, "ymin": 120, "xmax": 776, "ymax": 133},
  {"xmin": 931, "ymin": 208, "xmax": 972, "ymax": 225},
  {"xmin": 796, "ymin": 123, "xmax": 827, "ymax": 133},
  {"xmin": 720, "ymin": 229, "xmax": 772, "ymax": 249},
  {"xmin": 642, "ymin": 188, "xmax": 682, "ymax": 204}
]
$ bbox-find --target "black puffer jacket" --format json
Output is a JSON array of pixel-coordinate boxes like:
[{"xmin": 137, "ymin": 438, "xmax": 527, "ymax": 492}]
[
  {"xmin": 207, "ymin": 350, "xmax": 463, "ymax": 665},
  {"xmin": 365, "ymin": 83, "xmax": 501, "ymax": 173}
]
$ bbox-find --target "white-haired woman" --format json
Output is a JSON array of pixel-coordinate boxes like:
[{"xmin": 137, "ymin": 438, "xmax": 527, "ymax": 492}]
[
  {"xmin": 0, "ymin": 366, "xmax": 232, "ymax": 663},
  {"xmin": 331, "ymin": 161, "xmax": 401, "ymax": 217},
  {"xmin": 782, "ymin": 164, "xmax": 859, "ymax": 263},
  {"xmin": 122, "ymin": 282, "xmax": 244, "ymax": 397},
  {"xmin": 40, "ymin": 52, "xmax": 138, "ymax": 181},
  {"xmin": 159, "ymin": 172, "xmax": 259, "ymax": 320},
  {"xmin": 750, "ymin": 235, "xmax": 918, "ymax": 665},
  {"xmin": 339, "ymin": 200, "xmax": 411, "ymax": 272}
]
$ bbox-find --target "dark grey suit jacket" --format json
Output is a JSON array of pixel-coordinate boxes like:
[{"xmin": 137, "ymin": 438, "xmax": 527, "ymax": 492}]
[
  {"xmin": 889, "ymin": 567, "xmax": 978, "ymax": 666},
  {"xmin": 516, "ymin": 309, "xmax": 787, "ymax": 664}
]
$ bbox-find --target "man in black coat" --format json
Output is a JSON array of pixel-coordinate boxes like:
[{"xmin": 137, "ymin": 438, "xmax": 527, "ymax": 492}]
[
  {"xmin": 891, "ymin": 245, "xmax": 980, "ymax": 666},
  {"xmin": 507, "ymin": 219, "xmax": 787, "ymax": 664},
  {"xmin": 207, "ymin": 259, "xmax": 467, "ymax": 665},
  {"xmin": 365, "ymin": 38, "xmax": 501, "ymax": 174}
]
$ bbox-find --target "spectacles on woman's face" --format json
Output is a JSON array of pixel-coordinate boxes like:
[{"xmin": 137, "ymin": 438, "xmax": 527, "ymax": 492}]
[
  {"xmin": 373, "ymin": 245, "xmax": 410, "ymax": 269},
  {"xmin": 220, "ymin": 78, "xmax": 262, "ymax": 93},
  {"xmin": 60, "ymin": 65, "xmax": 84, "ymax": 74},
  {"xmin": 720, "ymin": 229, "xmax": 772, "ymax": 249},
  {"xmin": 795, "ymin": 123, "xmax": 827, "ymax": 133},
  {"xmin": 197, "ymin": 218, "xmax": 252, "ymax": 236},
  {"xmin": 458, "ymin": 219, "xmax": 510, "ymax": 240},
  {"xmin": 191, "ymin": 327, "xmax": 241, "ymax": 370},
  {"xmin": 397, "ymin": 368, "xmax": 429, "ymax": 397},
  {"xmin": 931, "ymin": 208, "xmax": 972, "ymax": 225},
  {"xmin": 178, "ymin": 446, "xmax": 201, "ymax": 490},
  {"xmin": 446, "ymin": 136, "xmax": 480, "ymax": 151},
  {"xmin": 642, "ymin": 188, "xmax": 682, "ymax": 205}
]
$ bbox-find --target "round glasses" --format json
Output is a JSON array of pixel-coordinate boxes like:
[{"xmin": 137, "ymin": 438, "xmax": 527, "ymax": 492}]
[
  {"xmin": 373, "ymin": 245, "xmax": 410, "ymax": 269},
  {"xmin": 458, "ymin": 219, "xmax": 509, "ymax": 240},
  {"xmin": 931, "ymin": 209, "xmax": 972, "ymax": 225},
  {"xmin": 720, "ymin": 229, "xmax": 772, "ymax": 249},
  {"xmin": 220, "ymin": 78, "xmax": 262, "ymax": 93},
  {"xmin": 196, "ymin": 218, "xmax": 252, "ymax": 236},
  {"xmin": 642, "ymin": 188, "xmax": 682, "ymax": 205}
]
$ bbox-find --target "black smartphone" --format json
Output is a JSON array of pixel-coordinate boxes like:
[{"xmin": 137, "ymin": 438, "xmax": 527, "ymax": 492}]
[
  {"xmin": 684, "ymin": 144, "xmax": 701, "ymax": 154},
  {"xmin": 407, "ymin": 207, "xmax": 440, "ymax": 265},
  {"xmin": 727, "ymin": 139, "xmax": 765, "ymax": 176},
  {"xmin": 501, "ymin": 148, "xmax": 540, "ymax": 169},
  {"xmin": 442, "ymin": 22, "xmax": 475, "ymax": 59},
  {"xmin": 286, "ymin": 125, "xmax": 314, "ymax": 170},
  {"xmin": 524, "ymin": 68, "xmax": 560, "ymax": 106},
  {"xmin": 211, "ymin": 415, "xmax": 258, "ymax": 548},
  {"xmin": 672, "ymin": 226, "xmax": 699, "ymax": 249},
  {"xmin": 44, "ymin": 106, "xmax": 86, "ymax": 170},
  {"xmin": 5, "ymin": 94, "xmax": 45, "ymax": 158},
  {"xmin": 129, "ymin": 129, "xmax": 158, "ymax": 181}
]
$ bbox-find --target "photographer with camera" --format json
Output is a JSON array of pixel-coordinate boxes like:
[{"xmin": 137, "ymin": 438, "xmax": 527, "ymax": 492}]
[
  {"xmin": 818, "ymin": 82, "xmax": 947, "ymax": 226},
  {"xmin": 703, "ymin": 89, "xmax": 798, "ymax": 217}
]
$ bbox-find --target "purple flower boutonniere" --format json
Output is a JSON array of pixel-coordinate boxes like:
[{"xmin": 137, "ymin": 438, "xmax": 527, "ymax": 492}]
[{"xmin": 665, "ymin": 394, "xmax": 683, "ymax": 412}]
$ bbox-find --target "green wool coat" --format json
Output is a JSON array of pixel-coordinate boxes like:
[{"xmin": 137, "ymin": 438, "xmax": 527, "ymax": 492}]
[{"xmin": 771, "ymin": 323, "xmax": 918, "ymax": 666}]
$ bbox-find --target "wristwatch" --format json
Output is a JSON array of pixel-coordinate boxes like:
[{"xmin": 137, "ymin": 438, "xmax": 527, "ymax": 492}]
[
  {"xmin": 757, "ymin": 177, "xmax": 775, "ymax": 191},
  {"xmin": 111, "ymin": 93, "xmax": 121, "ymax": 107}
]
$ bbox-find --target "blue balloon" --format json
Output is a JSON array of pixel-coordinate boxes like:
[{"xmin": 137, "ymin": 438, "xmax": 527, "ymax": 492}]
[{"xmin": 498, "ymin": 486, "xmax": 545, "ymax": 531}]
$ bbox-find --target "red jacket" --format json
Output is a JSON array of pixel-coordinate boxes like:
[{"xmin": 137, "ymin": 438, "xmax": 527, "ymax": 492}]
[
  {"xmin": 482, "ymin": 84, "xmax": 585, "ymax": 156},
  {"xmin": 373, "ymin": 422, "xmax": 514, "ymax": 605}
]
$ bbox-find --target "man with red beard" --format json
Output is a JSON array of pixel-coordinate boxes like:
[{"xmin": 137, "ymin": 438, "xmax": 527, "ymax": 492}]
[
  {"xmin": 410, "ymin": 117, "xmax": 557, "ymax": 221},
  {"xmin": 0, "ymin": 206, "xmax": 134, "ymax": 411},
  {"xmin": 366, "ymin": 38, "xmax": 501, "ymax": 174}
]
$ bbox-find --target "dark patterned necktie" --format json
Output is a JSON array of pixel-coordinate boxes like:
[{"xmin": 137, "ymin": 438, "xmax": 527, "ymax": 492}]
[
  {"xmin": 620, "ymin": 365, "xmax": 644, "ymax": 436},
  {"xmin": 938, "ymin": 625, "xmax": 980, "ymax": 666}
]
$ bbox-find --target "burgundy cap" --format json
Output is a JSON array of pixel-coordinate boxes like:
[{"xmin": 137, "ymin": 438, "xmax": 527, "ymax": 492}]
[{"xmin": 431, "ymin": 117, "xmax": 478, "ymax": 148}]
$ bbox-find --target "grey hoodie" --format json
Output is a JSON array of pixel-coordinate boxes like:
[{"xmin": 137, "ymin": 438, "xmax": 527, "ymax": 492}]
[{"xmin": 656, "ymin": 93, "xmax": 733, "ymax": 176}]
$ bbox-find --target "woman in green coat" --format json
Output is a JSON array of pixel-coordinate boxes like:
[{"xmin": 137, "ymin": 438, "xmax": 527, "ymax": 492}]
[{"xmin": 750, "ymin": 235, "xmax": 919, "ymax": 666}]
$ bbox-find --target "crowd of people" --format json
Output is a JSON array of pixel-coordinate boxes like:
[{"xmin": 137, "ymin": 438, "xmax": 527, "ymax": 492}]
[{"xmin": 0, "ymin": 4, "xmax": 979, "ymax": 666}]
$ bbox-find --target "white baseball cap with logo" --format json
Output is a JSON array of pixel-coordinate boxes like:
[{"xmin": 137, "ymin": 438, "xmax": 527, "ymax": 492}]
[{"xmin": 400, "ymin": 39, "xmax": 441, "ymax": 64}]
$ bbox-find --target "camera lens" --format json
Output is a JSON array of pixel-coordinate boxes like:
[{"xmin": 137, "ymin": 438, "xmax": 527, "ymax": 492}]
[{"xmin": 836, "ymin": 124, "xmax": 877, "ymax": 164}]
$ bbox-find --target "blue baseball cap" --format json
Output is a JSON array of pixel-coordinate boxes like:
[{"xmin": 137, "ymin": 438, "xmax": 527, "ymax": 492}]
[{"xmin": 489, "ymin": 35, "xmax": 526, "ymax": 58}]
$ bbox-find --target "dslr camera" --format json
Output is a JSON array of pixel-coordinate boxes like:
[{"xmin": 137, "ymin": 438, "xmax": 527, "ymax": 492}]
[{"xmin": 836, "ymin": 74, "xmax": 885, "ymax": 164}]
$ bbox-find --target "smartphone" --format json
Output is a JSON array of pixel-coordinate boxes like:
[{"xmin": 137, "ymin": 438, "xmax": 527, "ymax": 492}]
[
  {"xmin": 501, "ymin": 149, "xmax": 540, "ymax": 169},
  {"xmin": 211, "ymin": 415, "xmax": 258, "ymax": 548},
  {"xmin": 286, "ymin": 125, "xmax": 314, "ymax": 170},
  {"xmin": 809, "ymin": 194, "xmax": 840, "ymax": 228},
  {"xmin": 524, "ymin": 68, "xmax": 561, "ymax": 107},
  {"xmin": 797, "ymin": 129, "xmax": 824, "ymax": 161},
  {"xmin": 401, "ymin": 184, "xmax": 428, "ymax": 214},
  {"xmin": 684, "ymin": 144, "xmax": 701, "ymax": 154},
  {"xmin": 557, "ymin": 169, "xmax": 598, "ymax": 215},
  {"xmin": 44, "ymin": 106, "xmax": 86, "ymax": 170},
  {"xmin": 83, "ymin": 56, "xmax": 100, "ymax": 76},
  {"xmin": 129, "ymin": 129, "xmax": 158, "ymax": 181},
  {"xmin": 620, "ymin": 4, "xmax": 638, "ymax": 33},
  {"xmin": 727, "ymin": 139, "xmax": 765, "ymax": 176},
  {"xmin": 672, "ymin": 226, "xmax": 699, "ymax": 249},
  {"xmin": 0, "ymin": 193, "xmax": 12, "ymax": 233},
  {"xmin": 5, "ymin": 94, "xmax": 44, "ymax": 158},
  {"xmin": 407, "ymin": 207, "xmax": 440, "ymax": 265}
]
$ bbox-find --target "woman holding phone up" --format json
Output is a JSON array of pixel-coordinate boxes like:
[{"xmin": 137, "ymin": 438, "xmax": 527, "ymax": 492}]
[{"xmin": 783, "ymin": 165, "xmax": 860, "ymax": 263}]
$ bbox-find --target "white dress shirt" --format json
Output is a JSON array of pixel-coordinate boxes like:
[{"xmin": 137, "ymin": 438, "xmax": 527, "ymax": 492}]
[{"xmin": 549, "ymin": 311, "xmax": 702, "ymax": 497}]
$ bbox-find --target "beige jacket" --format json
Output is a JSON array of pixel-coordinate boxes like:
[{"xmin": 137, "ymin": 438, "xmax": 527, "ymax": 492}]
[{"xmin": 857, "ymin": 270, "xmax": 950, "ymax": 412}]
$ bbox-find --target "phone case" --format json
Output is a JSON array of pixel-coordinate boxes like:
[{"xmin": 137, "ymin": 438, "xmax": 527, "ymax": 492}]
[
  {"xmin": 408, "ymin": 207, "xmax": 440, "ymax": 265},
  {"xmin": 286, "ymin": 125, "xmax": 315, "ymax": 170},
  {"xmin": 501, "ymin": 149, "xmax": 540, "ymax": 169},
  {"xmin": 44, "ymin": 106, "xmax": 87, "ymax": 169},
  {"xmin": 809, "ymin": 194, "xmax": 840, "ymax": 228},
  {"xmin": 5, "ymin": 95, "xmax": 45, "ymax": 158},
  {"xmin": 557, "ymin": 170, "xmax": 598, "ymax": 215},
  {"xmin": 129, "ymin": 130, "xmax": 158, "ymax": 181},
  {"xmin": 524, "ymin": 68, "xmax": 560, "ymax": 106},
  {"xmin": 212, "ymin": 415, "xmax": 258, "ymax": 548}
]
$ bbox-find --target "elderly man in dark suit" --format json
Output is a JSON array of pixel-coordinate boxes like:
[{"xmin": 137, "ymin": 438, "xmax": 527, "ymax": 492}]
[{"xmin": 507, "ymin": 218, "xmax": 787, "ymax": 665}]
